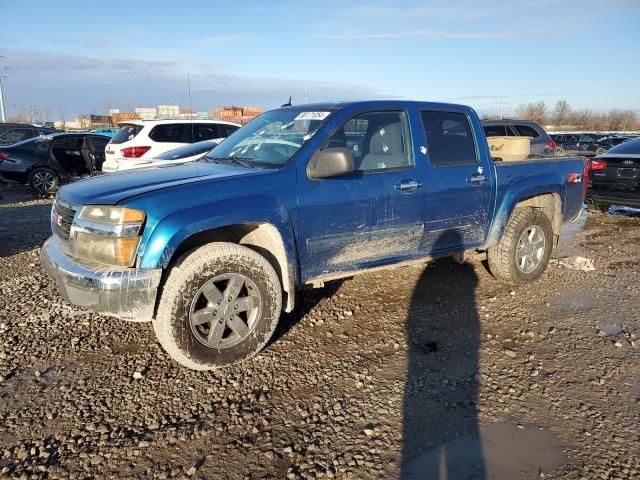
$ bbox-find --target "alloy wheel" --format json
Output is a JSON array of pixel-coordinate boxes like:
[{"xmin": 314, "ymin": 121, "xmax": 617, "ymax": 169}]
[
  {"xmin": 32, "ymin": 171, "xmax": 55, "ymax": 193},
  {"xmin": 516, "ymin": 225, "xmax": 546, "ymax": 274},
  {"xmin": 189, "ymin": 273, "xmax": 262, "ymax": 349}
]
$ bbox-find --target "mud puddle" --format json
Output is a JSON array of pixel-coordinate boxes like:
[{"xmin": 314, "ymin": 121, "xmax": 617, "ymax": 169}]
[{"xmin": 403, "ymin": 422, "xmax": 566, "ymax": 479}]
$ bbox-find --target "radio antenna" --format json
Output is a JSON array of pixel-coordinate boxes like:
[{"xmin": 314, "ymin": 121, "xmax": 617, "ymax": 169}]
[{"xmin": 187, "ymin": 73, "xmax": 199, "ymax": 174}]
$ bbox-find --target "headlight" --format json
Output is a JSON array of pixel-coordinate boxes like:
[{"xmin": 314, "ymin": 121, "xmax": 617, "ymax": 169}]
[
  {"xmin": 74, "ymin": 205, "xmax": 145, "ymax": 267},
  {"xmin": 75, "ymin": 233, "xmax": 140, "ymax": 266},
  {"xmin": 79, "ymin": 206, "xmax": 145, "ymax": 224}
]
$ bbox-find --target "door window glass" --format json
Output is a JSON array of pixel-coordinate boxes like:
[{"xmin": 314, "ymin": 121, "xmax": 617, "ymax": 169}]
[
  {"xmin": 195, "ymin": 124, "xmax": 221, "ymax": 141},
  {"xmin": 221, "ymin": 124, "xmax": 240, "ymax": 137},
  {"xmin": 421, "ymin": 111, "xmax": 478, "ymax": 166},
  {"xmin": 512, "ymin": 124, "xmax": 540, "ymax": 138},
  {"xmin": 0, "ymin": 128, "xmax": 32, "ymax": 144},
  {"xmin": 483, "ymin": 125, "xmax": 507, "ymax": 137},
  {"xmin": 149, "ymin": 124, "xmax": 184, "ymax": 143},
  {"xmin": 324, "ymin": 111, "xmax": 412, "ymax": 172}
]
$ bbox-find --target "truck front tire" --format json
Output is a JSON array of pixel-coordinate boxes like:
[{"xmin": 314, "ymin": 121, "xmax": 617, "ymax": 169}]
[
  {"xmin": 153, "ymin": 243, "xmax": 282, "ymax": 370},
  {"xmin": 487, "ymin": 208, "xmax": 553, "ymax": 284}
]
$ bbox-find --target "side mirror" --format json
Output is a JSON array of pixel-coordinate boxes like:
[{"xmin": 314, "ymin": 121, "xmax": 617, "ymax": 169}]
[{"xmin": 307, "ymin": 148, "xmax": 354, "ymax": 179}]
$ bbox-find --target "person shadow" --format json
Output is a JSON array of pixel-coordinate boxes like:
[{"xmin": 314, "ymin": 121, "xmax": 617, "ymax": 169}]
[{"xmin": 401, "ymin": 229, "xmax": 485, "ymax": 479}]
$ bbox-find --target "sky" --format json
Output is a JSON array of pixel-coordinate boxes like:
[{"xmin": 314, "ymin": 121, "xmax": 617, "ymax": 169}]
[{"xmin": 1, "ymin": 0, "xmax": 639, "ymax": 120}]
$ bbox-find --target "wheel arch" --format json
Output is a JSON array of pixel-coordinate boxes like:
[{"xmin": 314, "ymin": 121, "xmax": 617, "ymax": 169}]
[
  {"xmin": 485, "ymin": 186, "xmax": 563, "ymax": 249},
  {"xmin": 170, "ymin": 222, "xmax": 295, "ymax": 312}
]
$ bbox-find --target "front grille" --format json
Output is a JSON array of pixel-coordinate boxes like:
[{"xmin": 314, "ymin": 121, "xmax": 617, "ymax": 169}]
[{"xmin": 52, "ymin": 199, "xmax": 77, "ymax": 241}]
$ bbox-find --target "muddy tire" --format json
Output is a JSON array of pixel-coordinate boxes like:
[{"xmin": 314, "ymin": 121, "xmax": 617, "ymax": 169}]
[
  {"xmin": 487, "ymin": 208, "xmax": 553, "ymax": 284},
  {"xmin": 28, "ymin": 167, "xmax": 59, "ymax": 196},
  {"xmin": 153, "ymin": 243, "xmax": 282, "ymax": 370}
]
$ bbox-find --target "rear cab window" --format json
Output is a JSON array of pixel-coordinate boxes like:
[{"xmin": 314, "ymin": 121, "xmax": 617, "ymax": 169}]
[
  {"xmin": 110, "ymin": 124, "xmax": 143, "ymax": 144},
  {"xmin": 422, "ymin": 111, "xmax": 478, "ymax": 166}
]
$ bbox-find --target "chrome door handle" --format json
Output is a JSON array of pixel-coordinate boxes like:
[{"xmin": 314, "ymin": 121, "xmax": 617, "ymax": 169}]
[
  {"xmin": 467, "ymin": 174, "xmax": 486, "ymax": 184},
  {"xmin": 394, "ymin": 180, "xmax": 422, "ymax": 192}
]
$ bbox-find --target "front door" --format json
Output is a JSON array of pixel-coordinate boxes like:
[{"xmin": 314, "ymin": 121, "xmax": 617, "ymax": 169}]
[
  {"xmin": 296, "ymin": 109, "xmax": 426, "ymax": 281},
  {"xmin": 418, "ymin": 109, "xmax": 494, "ymax": 253}
]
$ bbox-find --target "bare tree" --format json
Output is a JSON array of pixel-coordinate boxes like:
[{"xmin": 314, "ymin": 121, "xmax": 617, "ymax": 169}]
[
  {"xmin": 552, "ymin": 100, "xmax": 571, "ymax": 128},
  {"xmin": 514, "ymin": 101, "xmax": 549, "ymax": 125},
  {"xmin": 57, "ymin": 107, "xmax": 67, "ymax": 130},
  {"xmin": 7, "ymin": 109, "xmax": 27, "ymax": 123}
]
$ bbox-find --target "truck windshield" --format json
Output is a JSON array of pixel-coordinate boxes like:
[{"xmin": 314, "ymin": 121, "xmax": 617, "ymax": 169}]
[{"xmin": 202, "ymin": 108, "xmax": 334, "ymax": 167}]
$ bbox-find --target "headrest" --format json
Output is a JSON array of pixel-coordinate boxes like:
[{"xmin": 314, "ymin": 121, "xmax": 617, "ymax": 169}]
[{"xmin": 368, "ymin": 122, "xmax": 403, "ymax": 155}]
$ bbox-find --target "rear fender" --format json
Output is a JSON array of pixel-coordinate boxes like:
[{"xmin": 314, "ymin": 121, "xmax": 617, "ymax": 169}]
[{"xmin": 484, "ymin": 175, "xmax": 564, "ymax": 249}]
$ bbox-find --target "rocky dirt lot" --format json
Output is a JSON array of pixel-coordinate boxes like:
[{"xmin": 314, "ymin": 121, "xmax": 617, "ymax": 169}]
[{"xmin": 0, "ymin": 187, "xmax": 638, "ymax": 479}]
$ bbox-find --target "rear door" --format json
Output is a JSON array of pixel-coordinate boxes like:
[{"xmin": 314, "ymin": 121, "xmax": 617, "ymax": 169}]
[
  {"xmin": 50, "ymin": 136, "xmax": 85, "ymax": 175},
  {"xmin": 418, "ymin": 109, "xmax": 495, "ymax": 253},
  {"xmin": 83, "ymin": 136, "xmax": 110, "ymax": 172},
  {"xmin": 147, "ymin": 123, "xmax": 186, "ymax": 156}
]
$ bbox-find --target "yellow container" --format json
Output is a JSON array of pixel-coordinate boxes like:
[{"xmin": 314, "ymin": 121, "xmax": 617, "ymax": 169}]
[{"xmin": 487, "ymin": 136, "xmax": 531, "ymax": 161}]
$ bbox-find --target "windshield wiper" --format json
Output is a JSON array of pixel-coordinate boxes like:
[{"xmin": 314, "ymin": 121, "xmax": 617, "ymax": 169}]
[
  {"xmin": 226, "ymin": 156, "xmax": 255, "ymax": 168},
  {"xmin": 202, "ymin": 156, "xmax": 255, "ymax": 168}
]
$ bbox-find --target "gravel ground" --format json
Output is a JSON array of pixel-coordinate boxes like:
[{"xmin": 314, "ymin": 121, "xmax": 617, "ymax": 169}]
[{"xmin": 0, "ymin": 186, "xmax": 638, "ymax": 479}]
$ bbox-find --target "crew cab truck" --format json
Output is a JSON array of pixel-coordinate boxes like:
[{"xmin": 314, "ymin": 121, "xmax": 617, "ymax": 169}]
[{"xmin": 41, "ymin": 101, "xmax": 586, "ymax": 370}]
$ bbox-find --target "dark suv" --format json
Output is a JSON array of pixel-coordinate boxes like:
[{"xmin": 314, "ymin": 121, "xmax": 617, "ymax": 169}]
[
  {"xmin": 0, "ymin": 123, "xmax": 59, "ymax": 146},
  {"xmin": 550, "ymin": 134, "xmax": 601, "ymax": 156},
  {"xmin": 482, "ymin": 120, "xmax": 556, "ymax": 156}
]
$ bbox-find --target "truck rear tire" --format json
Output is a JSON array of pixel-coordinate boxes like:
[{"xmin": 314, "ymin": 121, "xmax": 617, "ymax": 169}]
[
  {"xmin": 153, "ymin": 242, "xmax": 282, "ymax": 370},
  {"xmin": 487, "ymin": 208, "xmax": 553, "ymax": 284}
]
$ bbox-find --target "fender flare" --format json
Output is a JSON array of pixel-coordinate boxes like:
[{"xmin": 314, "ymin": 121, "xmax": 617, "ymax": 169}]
[{"xmin": 484, "ymin": 175, "xmax": 564, "ymax": 248}]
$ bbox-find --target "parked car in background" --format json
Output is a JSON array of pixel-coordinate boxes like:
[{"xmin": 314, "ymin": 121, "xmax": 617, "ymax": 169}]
[
  {"xmin": 482, "ymin": 119, "xmax": 557, "ymax": 156},
  {"xmin": 551, "ymin": 133, "xmax": 599, "ymax": 155},
  {"xmin": 0, "ymin": 123, "xmax": 59, "ymax": 146},
  {"xmin": 102, "ymin": 119, "xmax": 241, "ymax": 172},
  {"xmin": 104, "ymin": 139, "xmax": 220, "ymax": 172},
  {"xmin": 587, "ymin": 137, "xmax": 640, "ymax": 212},
  {"xmin": 0, "ymin": 133, "xmax": 110, "ymax": 195},
  {"xmin": 92, "ymin": 128, "xmax": 118, "ymax": 137},
  {"xmin": 594, "ymin": 135, "xmax": 633, "ymax": 155},
  {"xmin": 41, "ymin": 100, "xmax": 586, "ymax": 370}
]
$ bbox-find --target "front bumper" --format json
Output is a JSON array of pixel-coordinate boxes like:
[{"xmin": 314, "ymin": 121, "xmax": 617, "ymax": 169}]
[{"xmin": 41, "ymin": 237, "xmax": 162, "ymax": 321}]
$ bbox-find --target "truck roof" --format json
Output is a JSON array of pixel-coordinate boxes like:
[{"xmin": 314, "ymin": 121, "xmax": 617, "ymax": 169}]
[{"xmin": 276, "ymin": 100, "xmax": 472, "ymax": 111}]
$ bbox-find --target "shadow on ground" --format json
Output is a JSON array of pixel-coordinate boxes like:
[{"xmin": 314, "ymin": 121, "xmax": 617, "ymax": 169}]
[
  {"xmin": 401, "ymin": 230, "xmax": 566, "ymax": 479},
  {"xmin": 401, "ymin": 229, "xmax": 485, "ymax": 479}
]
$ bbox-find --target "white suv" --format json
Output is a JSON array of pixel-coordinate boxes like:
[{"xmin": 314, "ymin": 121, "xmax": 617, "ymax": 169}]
[{"xmin": 102, "ymin": 119, "xmax": 241, "ymax": 172}]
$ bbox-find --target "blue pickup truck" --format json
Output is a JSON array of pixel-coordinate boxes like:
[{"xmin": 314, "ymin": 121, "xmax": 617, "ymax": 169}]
[{"xmin": 41, "ymin": 101, "xmax": 586, "ymax": 370}]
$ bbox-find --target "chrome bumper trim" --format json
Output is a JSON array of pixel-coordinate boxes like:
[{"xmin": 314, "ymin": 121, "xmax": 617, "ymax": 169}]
[{"xmin": 40, "ymin": 237, "xmax": 162, "ymax": 322}]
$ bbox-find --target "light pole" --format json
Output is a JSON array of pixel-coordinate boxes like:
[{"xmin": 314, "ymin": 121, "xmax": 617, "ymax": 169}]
[
  {"xmin": 494, "ymin": 95, "xmax": 509, "ymax": 120},
  {"xmin": 0, "ymin": 57, "xmax": 7, "ymax": 123}
]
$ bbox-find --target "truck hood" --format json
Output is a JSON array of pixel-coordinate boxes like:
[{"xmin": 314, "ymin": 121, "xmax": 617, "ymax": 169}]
[{"xmin": 58, "ymin": 162, "xmax": 262, "ymax": 206}]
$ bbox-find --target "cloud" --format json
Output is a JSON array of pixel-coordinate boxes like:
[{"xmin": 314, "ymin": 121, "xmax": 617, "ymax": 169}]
[
  {"xmin": 313, "ymin": 29, "xmax": 529, "ymax": 41},
  {"xmin": 191, "ymin": 34, "xmax": 250, "ymax": 45},
  {"xmin": 2, "ymin": 49, "xmax": 383, "ymax": 117}
]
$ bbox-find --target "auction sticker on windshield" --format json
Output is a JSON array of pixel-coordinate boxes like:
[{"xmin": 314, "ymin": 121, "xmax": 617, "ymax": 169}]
[{"xmin": 295, "ymin": 111, "xmax": 331, "ymax": 121}]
